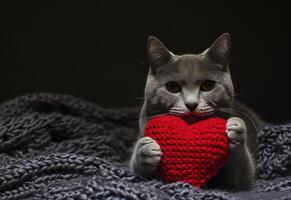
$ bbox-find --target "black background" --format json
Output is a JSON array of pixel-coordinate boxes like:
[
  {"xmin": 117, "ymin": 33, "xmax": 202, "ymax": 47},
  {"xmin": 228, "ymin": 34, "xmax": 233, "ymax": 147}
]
[{"xmin": 0, "ymin": 1, "xmax": 290, "ymax": 122}]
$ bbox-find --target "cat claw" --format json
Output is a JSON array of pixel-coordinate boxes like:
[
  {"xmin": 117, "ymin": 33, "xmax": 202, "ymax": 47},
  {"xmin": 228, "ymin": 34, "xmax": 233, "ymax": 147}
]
[
  {"xmin": 226, "ymin": 117, "xmax": 246, "ymax": 148},
  {"xmin": 134, "ymin": 136, "xmax": 162, "ymax": 169}
]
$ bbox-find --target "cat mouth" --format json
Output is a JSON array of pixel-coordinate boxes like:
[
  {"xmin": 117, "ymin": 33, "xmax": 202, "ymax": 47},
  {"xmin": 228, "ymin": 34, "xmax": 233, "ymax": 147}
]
[
  {"xmin": 172, "ymin": 109, "xmax": 215, "ymax": 124},
  {"xmin": 181, "ymin": 115, "xmax": 201, "ymax": 124}
]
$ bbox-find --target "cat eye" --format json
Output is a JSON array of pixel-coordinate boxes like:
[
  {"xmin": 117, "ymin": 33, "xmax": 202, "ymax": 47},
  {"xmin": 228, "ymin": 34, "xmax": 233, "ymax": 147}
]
[
  {"xmin": 201, "ymin": 80, "xmax": 216, "ymax": 91},
  {"xmin": 165, "ymin": 81, "xmax": 181, "ymax": 93}
]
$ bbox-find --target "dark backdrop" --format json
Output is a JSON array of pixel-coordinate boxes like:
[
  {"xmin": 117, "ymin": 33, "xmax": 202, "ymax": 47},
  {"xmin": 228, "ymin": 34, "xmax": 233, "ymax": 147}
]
[{"xmin": 0, "ymin": 1, "xmax": 290, "ymax": 122}]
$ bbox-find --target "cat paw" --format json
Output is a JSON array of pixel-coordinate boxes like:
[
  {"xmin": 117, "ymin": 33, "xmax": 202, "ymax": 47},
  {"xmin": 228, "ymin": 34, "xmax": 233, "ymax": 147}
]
[
  {"xmin": 226, "ymin": 117, "xmax": 247, "ymax": 149},
  {"xmin": 133, "ymin": 136, "xmax": 162, "ymax": 170}
]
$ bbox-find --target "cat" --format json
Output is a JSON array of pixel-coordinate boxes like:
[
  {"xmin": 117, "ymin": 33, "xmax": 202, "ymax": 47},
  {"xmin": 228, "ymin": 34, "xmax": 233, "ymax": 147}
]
[{"xmin": 130, "ymin": 33, "xmax": 261, "ymax": 191}]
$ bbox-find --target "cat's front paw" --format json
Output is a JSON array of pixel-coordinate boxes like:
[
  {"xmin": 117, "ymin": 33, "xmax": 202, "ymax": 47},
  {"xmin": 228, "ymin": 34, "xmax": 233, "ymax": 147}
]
[
  {"xmin": 131, "ymin": 136, "xmax": 162, "ymax": 171},
  {"xmin": 226, "ymin": 117, "xmax": 247, "ymax": 150}
]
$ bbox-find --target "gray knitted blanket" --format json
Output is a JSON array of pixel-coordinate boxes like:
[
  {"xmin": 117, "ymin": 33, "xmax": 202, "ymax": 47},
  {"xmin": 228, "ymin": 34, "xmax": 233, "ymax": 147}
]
[{"xmin": 0, "ymin": 93, "xmax": 291, "ymax": 200}]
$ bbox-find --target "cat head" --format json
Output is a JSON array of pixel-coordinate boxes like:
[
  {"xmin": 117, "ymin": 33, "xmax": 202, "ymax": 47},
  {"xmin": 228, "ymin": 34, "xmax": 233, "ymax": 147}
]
[{"xmin": 144, "ymin": 33, "xmax": 234, "ymax": 117}]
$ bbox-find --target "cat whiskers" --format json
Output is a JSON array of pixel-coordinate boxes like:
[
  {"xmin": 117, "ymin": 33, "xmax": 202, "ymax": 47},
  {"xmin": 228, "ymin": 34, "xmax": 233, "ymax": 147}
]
[
  {"xmin": 169, "ymin": 107, "xmax": 189, "ymax": 116},
  {"xmin": 232, "ymin": 93, "xmax": 245, "ymax": 97},
  {"xmin": 193, "ymin": 109, "xmax": 215, "ymax": 117},
  {"xmin": 193, "ymin": 101, "xmax": 215, "ymax": 116},
  {"xmin": 207, "ymin": 100, "xmax": 217, "ymax": 107}
]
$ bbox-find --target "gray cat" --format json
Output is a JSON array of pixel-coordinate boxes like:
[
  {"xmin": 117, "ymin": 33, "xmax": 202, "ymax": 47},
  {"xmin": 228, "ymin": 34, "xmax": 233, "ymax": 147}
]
[{"xmin": 130, "ymin": 33, "xmax": 261, "ymax": 191}]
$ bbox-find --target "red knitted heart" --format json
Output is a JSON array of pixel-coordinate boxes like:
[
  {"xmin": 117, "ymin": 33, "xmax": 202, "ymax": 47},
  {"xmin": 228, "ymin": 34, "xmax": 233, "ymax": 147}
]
[{"xmin": 144, "ymin": 116, "xmax": 228, "ymax": 187}]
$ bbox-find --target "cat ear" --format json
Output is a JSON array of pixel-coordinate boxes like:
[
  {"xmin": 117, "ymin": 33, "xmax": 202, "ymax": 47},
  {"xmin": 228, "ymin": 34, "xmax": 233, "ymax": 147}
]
[
  {"xmin": 205, "ymin": 33, "xmax": 231, "ymax": 69},
  {"xmin": 146, "ymin": 36, "xmax": 172, "ymax": 73}
]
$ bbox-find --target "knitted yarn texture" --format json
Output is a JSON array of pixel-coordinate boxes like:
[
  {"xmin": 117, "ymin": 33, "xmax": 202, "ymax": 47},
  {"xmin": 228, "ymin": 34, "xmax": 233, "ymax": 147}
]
[
  {"xmin": 0, "ymin": 93, "xmax": 291, "ymax": 199},
  {"xmin": 144, "ymin": 116, "xmax": 228, "ymax": 187}
]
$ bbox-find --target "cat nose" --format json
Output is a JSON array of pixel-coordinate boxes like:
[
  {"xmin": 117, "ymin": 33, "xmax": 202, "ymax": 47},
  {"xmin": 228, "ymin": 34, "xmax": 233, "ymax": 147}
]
[{"xmin": 185, "ymin": 102, "xmax": 198, "ymax": 111}]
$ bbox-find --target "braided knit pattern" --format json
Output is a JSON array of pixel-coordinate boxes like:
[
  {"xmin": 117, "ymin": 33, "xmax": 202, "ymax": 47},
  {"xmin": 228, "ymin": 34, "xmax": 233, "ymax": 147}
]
[
  {"xmin": 144, "ymin": 116, "xmax": 228, "ymax": 188},
  {"xmin": 0, "ymin": 93, "xmax": 291, "ymax": 199}
]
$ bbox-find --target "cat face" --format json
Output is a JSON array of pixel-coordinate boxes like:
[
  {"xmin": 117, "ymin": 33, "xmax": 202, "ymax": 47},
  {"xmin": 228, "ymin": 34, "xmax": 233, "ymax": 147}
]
[{"xmin": 144, "ymin": 33, "xmax": 234, "ymax": 117}]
